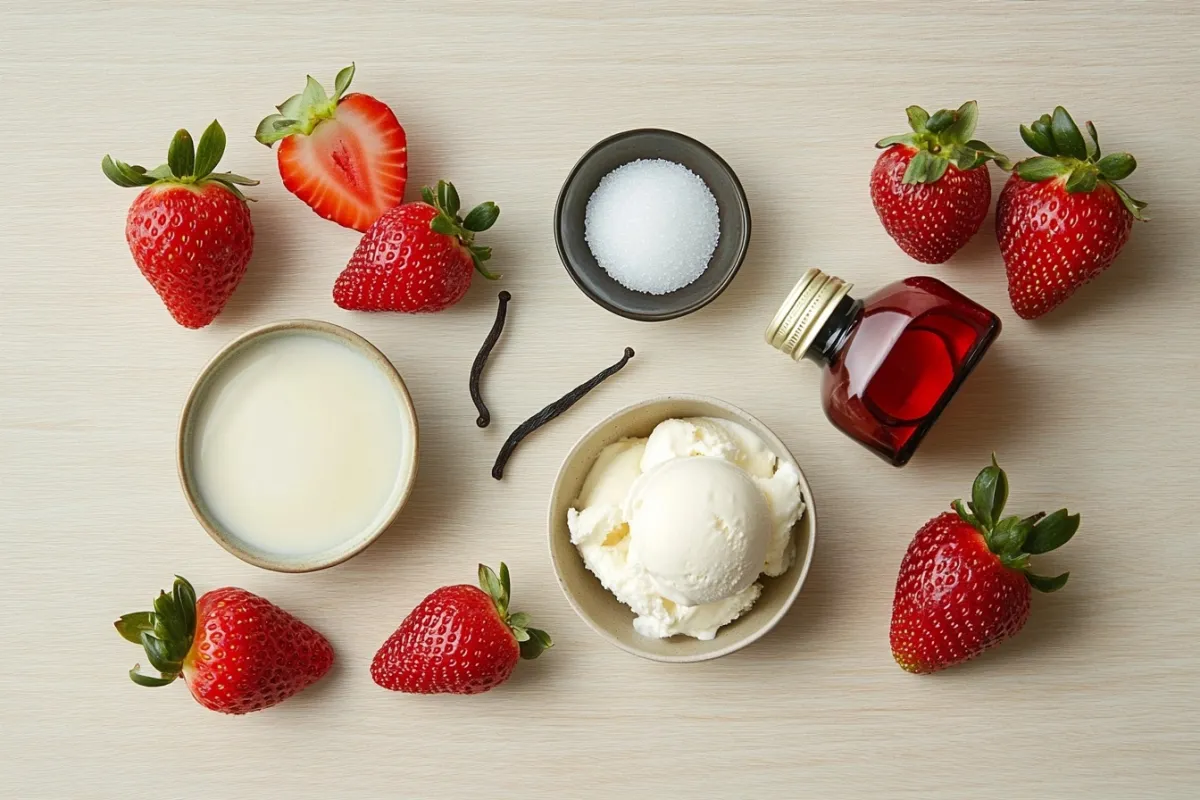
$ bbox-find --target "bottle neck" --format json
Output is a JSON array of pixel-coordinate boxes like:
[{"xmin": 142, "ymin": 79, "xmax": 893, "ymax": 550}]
[{"xmin": 804, "ymin": 295, "xmax": 863, "ymax": 366}]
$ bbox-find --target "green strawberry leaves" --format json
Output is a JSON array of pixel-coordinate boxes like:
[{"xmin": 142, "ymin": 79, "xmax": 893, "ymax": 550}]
[
  {"xmin": 1051, "ymin": 106, "xmax": 1089, "ymax": 161},
  {"xmin": 334, "ymin": 63, "xmax": 356, "ymax": 100},
  {"xmin": 115, "ymin": 576, "xmax": 200, "ymax": 688},
  {"xmin": 1025, "ymin": 509, "xmax": 1081, "ymax": 554},
  {"xmin": 1011, "ymin": 106, "xmax": 1147, "ymax": 220},
  {"xmin": 478, "ymin": 563, "xmax": 552, "ymax": 660},
  {"xmin": 1025, "ymin": 572, "xmax": 1070, "ymax": 593},
  {"xmin": 424, "ymin": 180, "xmax": 501, "ymax": 279},
  {"xmin": 953, "ymin": 456, "xmax": 1079, "ymax": 594},
  {"xmin": 877, "ymin": 100, "xmax": 1009, "ymax": 184},
  {"xmin": 1097, "ymin": 152, "xmax": 1136, "ymax": 181},
  {"xmin": 103, "ymin": 121, "xmax": 257, "ymax": 199},
  {"xmin": 970, "ymin": 454, "xmax": 1008, "ymax": 529},
  {"xmin": 167, "ymin": 129, "xmax": 195, "ymax": 179},
  {"xmin": 462, "ymin": 202, "xmax": 500, "ymax": 233},
  {"xmin": 192, "ymin": 120, "xmax": 226, "ymax": 180},
  {"xmin": 256, "ymin": 64, "xmax": 355, "ymax": 145}
]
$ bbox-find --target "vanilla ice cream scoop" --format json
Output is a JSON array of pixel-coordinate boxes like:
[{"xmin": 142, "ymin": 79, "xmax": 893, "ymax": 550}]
[
  {"xmin": 568, "ymin": 416, "xmax": 806, "ymax": 640},
  {"xmin": 626, "ymin": 457, "xmax": 771, "ymax": 606}
]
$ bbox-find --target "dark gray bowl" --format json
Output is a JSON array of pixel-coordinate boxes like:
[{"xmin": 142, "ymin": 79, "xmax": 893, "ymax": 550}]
[{"xmin": 554, "ymin": 129, "xmax": 751, "ymax": 322}]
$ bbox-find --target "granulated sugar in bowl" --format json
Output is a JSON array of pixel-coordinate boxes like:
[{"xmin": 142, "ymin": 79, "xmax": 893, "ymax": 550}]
[{"xmin": 584, "ymin": 159, "xmax": 720, "ymax": 295}]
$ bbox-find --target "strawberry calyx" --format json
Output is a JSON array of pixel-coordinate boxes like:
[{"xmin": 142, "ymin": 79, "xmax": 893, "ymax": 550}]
[
  {"xmin": 422, "ymin": 180, "xmax": 501, "ymax": 279},
  {"xmin": 1013, "ymin": 107, "xmax": 1148, "ymax": 221},
  {"xmin": 113, "ymin": 576, "xmax": 199, "ymax": 687},
  {"xmin": 951, "ymin": 456, "xmax": 1080, "ymax": 593},
  {"xmin": 477, "ymin": 563, "xmax": 552, "ymax": 659},
  {"xmin": 102, "ymin": 121, "xmax": 258, "ymax": 200},
  {"xmin": 875, "ymin": 101, "xmax": 1011, "ymax": 184},
  {"xmin": 255, "ymin": 64, "xmax": 357, "ymax": 145}
]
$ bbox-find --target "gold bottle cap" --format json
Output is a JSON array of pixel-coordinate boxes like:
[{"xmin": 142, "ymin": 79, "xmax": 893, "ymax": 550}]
[{"xmin": 764, "ymin": 268, "xmax": 853, "ymax": 361}]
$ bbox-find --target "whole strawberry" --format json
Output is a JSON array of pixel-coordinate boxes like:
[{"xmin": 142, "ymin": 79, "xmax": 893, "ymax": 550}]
[
  {"xmin": 256, "ymin": 64, "xmax": 408, "ymax": 232},
  {"xmin": 871, "ymin": 101, "xmax": 1009, "ymax": 264},
  {"xmin": 997, "ymin": 107, "xmax": 1147, "ymax": 319},
  {"xmin": 890, "ymin": 457, "xmax": 1080, "ymax": 674},
  {"xmin": 334, "ymin": 181, "xmax": 499, "ymax": 312},
  {"xmin": 371, "ymin": 563, "xmax": 551, "ymax": 695},
  {"xmin": 115, "ymin": 576, "xmax": 333, "ymax": 714},
  {"xmin": 103, "ymin": 121, "xmax": 256, "ymax": 328}
]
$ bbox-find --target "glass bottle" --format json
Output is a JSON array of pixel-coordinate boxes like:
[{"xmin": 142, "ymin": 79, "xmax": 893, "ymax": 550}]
[{"xmin": 765, "ymin": 269, "xmax": 1001, "ymax": 467}]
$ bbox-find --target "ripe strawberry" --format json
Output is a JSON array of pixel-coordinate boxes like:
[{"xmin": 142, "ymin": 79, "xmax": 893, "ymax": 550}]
[
  {"xmin": 102, "ymin": 121, "xmax": 256, "ymax": 328},
  {"xmin": 871, "ymin": 101, "xmax": 1010, "ymax": 264},
  {"xmin": 256, "ymin": 64, "xmax": 407, "ymax": 232},
  {"xmin": 997, "ymin": 107, "xmax": 1148, "ymax": 319},
  {"xmin": 115, "ymin": 576, "xmax": 334, "ymax": 714},
  {"xmin": 371, "ymin": 563, "xmax": 551, "ymax": 695},
  {"xmin": 334, "ymin": 181, "xmax": 500, "ymax": 312},
  {"xmin": 890, "ymin": 457, "xmax": 1080, "ymax": 674}
]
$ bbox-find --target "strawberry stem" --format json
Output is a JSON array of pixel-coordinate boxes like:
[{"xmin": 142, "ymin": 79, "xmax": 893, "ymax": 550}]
[
  {"xmin": 477, "ymin": 563, "xmax": 551, "ymax": 660},
  {"xmin": 1012, "ymin": 107, "xmax": 1148, "ymax": 220},
  {"xmin": 102, "ymin": 121, "xmax": 258, "ymax": 200},
  {"xmin": 424, "ymin": 181, "xmax": 502, "ymax": 279},
  {"xmin": 876, "ymin": 100, "xmax": 1010, "ymax": 183},
  {"xmin": 953, "ymin": 456, "xmax": 1080, "ymax": 593},
  {"xmin": 114, "ymin": 576, "xmax": 199, "ymax": 687}
]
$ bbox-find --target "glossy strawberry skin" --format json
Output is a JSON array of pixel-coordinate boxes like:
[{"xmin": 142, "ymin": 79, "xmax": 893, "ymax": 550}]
[
  {"xmin": 371, "ymin": 584, "xmax": 520, "ymax": 695},
  {"xmin": 182, "ymin": 588, "xmax": 334, "ymax": 714},
  {"xmin": 334, "ymin": 202, "xmax": 475, "ymax": 312},
  {"xmin": 125, "ymin": 182, "xmax": 254, "ymax": 328},
  {"xmin": 996, "ymin": 174, "xmax": 1134, "ymax": 319},
  {"xmin": 276, "ymin": 92, "xmax": 407, "ymax": 233},
  {"xmin": 870, "ymin": 145, "xmax": 992, "ymax": 264},
  {"xmin": 890, "ymin": 511, "xmax": 1031, "ymax": 674}
]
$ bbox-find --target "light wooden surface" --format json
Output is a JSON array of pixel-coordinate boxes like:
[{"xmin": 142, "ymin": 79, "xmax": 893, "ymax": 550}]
[{"xmin": 3, "ymin": 2, "xmax": 1198, "ymax": 797}]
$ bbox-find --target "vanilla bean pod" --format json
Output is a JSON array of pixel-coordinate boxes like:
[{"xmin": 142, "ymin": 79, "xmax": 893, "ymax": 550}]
[
  {"xmin": 492, "ymin": 347, "xmax": 636, "ymax": 480},
  {"xmin": 470, "ymin": 291, "xmax": 511, "ymax": 428}
]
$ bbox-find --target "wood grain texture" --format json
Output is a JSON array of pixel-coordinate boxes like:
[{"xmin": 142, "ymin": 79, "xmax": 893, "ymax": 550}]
[{"xmin": 2, "ymin": 1, "xmax": 1198, "ymax": 797}]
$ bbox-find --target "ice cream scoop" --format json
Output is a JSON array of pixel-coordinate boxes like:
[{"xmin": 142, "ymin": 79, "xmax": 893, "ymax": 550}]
[
  {"xmin": 567, "ymin": 416, "xmax": 804, "ymax": 640},
  {"xmin": 627, "ymin": 457, "xmax": 771, "ymax": 606}
]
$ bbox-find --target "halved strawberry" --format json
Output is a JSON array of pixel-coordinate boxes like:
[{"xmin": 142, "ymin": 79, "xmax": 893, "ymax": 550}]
[{"xmin": 256, "ymin": 64, "xmax": 407, "ymax": 232}]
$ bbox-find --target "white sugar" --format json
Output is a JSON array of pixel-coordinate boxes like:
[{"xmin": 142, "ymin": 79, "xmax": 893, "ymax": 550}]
[{"xmin": 584, "ymin": 159, "xmax": 720, "ymax": 295}]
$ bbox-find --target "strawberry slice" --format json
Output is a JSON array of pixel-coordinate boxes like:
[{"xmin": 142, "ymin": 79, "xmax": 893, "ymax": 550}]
[{"xmin": 257, "ymin": 64, "xmax": 407, "ymax": 232}]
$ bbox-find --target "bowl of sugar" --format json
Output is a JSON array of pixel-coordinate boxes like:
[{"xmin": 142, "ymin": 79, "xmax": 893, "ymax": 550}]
[
  {"xmin": 555, "ymin": 128, "xmax": 751, "ymax": 321},
  {"xmin": 178, "ymin": 320, "xmax": 419, "ymax": 572}
]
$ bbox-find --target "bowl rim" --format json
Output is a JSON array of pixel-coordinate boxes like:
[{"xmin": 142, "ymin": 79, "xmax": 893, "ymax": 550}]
[
  {"xmin": 177, "ymin": 319, "xmax": 420, "ymax": 573},
  {"xmin": 553, "ymin": 128, "xmax": 752, "ymax": 322},
  {"xmin": 546, "ymin": 394, "xmax": 817, "ymax": 662}
]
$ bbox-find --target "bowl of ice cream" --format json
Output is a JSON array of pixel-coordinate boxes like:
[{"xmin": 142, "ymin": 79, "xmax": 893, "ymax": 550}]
[
  {"xmin": 547, "ymin": 395, "xmax": 816, "ymax": 662},
  {"xmin": 554, "ymin": 129, "xmax": 751, "ymax": 322}
]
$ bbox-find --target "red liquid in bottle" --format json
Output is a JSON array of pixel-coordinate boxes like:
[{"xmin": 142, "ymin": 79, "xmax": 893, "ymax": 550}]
[{"xmin": 769, "ymin": 273, "xmax": 1000, "ymax": 466}]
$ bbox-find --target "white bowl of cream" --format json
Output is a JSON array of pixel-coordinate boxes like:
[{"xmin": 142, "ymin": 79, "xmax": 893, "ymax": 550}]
[{"xmin": 178, "ymin": 320, "xmax": 419, "ymax": 572}]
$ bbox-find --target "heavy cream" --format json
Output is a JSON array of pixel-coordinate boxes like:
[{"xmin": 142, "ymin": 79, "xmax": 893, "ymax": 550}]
[{"xmin": 188, "ymin": 330, "xmax": 414, "ymax": 557}]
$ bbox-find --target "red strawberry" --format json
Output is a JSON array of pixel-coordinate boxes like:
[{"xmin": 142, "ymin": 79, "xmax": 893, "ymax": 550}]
[
  {"xmin": 997, "ymin": 107, "xmax": 1147, "ymax": 319},
  {"xmin": 256, "ymin": 64, "xmax": 407, "ymax": 232},
  {"xmin": 371, "ymin": 563, "xmax": 551, "ymax": 695},
  {"xmin": 871, "ymin": 101, "xmax": 1009, "ymax": 264},
  {"xmin": 115, "ymin": 576, "xmax": 334, "ymax": 714},
  {"xmin": 334, "ymin": 181, "xmax": 500, "ymax": 312},
  {"xmin": 890, "ymin": 457, "xmax": 1080, "ymax": 674},
  {"xmin": 103, "ymin": 121, "xmax": 256, "ymax": 328}
]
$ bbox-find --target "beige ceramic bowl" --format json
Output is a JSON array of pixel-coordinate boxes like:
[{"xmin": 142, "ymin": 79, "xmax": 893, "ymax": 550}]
[
  {"xmin": 178, "ymin": 320, "xmax": 419, "ymax": 573},
  {"xmin": 548, "ymin": 395, "xmax": 817, "ymax": 662}
]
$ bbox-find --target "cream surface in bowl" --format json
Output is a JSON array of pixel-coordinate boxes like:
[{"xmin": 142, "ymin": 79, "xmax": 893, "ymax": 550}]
[
  {"xmin": 179, "ymin": 320, "xmax": 419, "ymax": 572},
  {"xmin": 548, "ymin": 395, "xmax": 816, "ymax": 662}
]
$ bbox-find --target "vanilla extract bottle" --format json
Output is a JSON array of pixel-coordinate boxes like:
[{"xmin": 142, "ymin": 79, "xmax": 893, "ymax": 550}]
[{"xmin": 766, "ymin": 269, "xmax": 1001, "ymax": 466}]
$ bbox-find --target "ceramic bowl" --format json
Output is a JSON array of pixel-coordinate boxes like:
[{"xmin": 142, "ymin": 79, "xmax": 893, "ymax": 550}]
[
  {"xmin": 547, "ymin": 395, "xmax": 816, "ymax": 662},
  {"xmin": 177, "ymin": 320, "xmax": 419, "ymax": 572},
  {"xmin": 554, "ymin": 129, "xmax": 752, "ymax": 321}
]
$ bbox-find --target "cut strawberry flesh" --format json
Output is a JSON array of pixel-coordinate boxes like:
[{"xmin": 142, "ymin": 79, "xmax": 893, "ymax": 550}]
[{"xmin": 277, "ymin": 93, "xmax": 407, "ymax": 232}]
